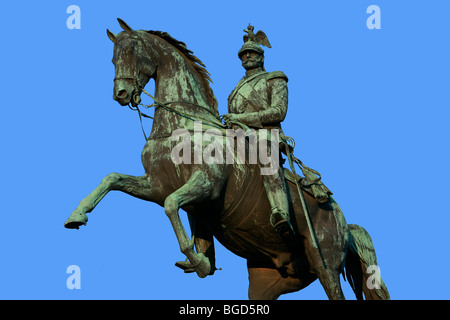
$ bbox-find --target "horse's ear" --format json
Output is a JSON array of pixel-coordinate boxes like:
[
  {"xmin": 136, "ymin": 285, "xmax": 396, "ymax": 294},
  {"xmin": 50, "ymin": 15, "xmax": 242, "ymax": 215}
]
[
  {"xmin": 117, "ymin": 18, "xmax": 134, "ymax": 35},
  {"xmin": 106, "ymin": 29, "xmax": 117, "ymax": 43}
]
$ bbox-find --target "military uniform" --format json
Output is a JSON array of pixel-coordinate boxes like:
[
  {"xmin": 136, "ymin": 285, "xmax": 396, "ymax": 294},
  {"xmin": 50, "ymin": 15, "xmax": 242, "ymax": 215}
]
[{"xmin": 227, "ymin": 70, "xmax": 294, "ymax": 236}]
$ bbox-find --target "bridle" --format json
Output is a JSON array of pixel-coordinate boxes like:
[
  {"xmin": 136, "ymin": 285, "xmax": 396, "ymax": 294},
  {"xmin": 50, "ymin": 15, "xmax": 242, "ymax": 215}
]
[
  {"xmin": 114, "ymin": 75, "xmax": 226, "ymax": 140},
  {"xmin": 113, "ymin": 35, "xmax": 226, "ymax": 140}
]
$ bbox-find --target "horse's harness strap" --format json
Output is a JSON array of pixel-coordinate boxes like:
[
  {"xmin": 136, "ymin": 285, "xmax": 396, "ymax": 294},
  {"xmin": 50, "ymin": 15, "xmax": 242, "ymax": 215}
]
[
  {"xmin": 116, "ymin": 73, "xmax": 226, "ymax": 139},
  {"xmin": 113, "ymin": 32, "xmax": 226, "ymax": 138}
]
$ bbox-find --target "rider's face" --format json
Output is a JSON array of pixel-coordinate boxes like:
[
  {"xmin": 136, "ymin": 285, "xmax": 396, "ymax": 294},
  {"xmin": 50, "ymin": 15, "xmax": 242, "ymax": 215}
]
[{"xmin": 240, "ymin": 51, "xmax": 263, "ymax": 70}]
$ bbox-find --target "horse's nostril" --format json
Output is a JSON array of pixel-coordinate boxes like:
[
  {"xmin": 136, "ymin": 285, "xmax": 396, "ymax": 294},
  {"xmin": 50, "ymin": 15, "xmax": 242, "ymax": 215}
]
[{"xmin": 117, "ymin": 89, "xmax": 127, "ymax": 98}]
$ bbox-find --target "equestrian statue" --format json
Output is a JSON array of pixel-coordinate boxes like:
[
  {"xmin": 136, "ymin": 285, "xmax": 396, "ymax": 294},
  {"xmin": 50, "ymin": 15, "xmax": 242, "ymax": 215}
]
[{"xmin": 64, "ymin": 19, "xmax": 390, "ymax": 300}]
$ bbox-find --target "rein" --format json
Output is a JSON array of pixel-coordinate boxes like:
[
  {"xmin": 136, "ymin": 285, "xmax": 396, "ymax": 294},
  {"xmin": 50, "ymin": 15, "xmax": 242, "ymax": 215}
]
[{"xmin": 128, "ymin": 87, "xmax": 227, "ymax": 140}]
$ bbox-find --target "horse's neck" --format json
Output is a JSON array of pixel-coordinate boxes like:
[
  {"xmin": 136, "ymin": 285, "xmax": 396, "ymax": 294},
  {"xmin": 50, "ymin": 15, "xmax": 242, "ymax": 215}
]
[
  {"xmin": 156, "ymin": 66, "xmax": 209, "ymax": 108},
  {"xmin": 149, "ymin": 41, "xmax": 215, "ymax": 138}
]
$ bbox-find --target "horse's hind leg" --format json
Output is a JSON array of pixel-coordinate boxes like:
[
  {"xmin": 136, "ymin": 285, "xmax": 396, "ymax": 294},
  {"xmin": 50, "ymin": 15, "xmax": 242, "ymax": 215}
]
[
  {"xmin": 308, "ymin": 244, "xmax": 346, "ymax": 299},
  {"xmin": 65, "ymin": 173, "xmax": 153, "ymax": 229},
  {"xmin": 316, "ymin": 268, "xmax": 345, "ymax": 300},
  {"xmin": 305, "ymin": 232, "xmax": 345, "ymax": 299},
  {"xmin": 164, "ymin": 171, "xmax": 215, "ymax": 278}
]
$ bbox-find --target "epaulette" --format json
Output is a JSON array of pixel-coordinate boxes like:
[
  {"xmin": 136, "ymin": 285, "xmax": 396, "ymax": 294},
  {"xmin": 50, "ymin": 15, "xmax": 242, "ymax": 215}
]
[{"xmin": 266, "ymin": 71, "xmax": 288, "ymax": 82}]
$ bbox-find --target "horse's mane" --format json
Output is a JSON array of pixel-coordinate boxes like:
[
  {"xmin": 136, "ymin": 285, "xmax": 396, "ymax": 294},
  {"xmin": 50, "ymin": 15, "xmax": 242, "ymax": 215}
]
[{"xmin": 145, "ymin": 30, "xmax": 218, "ymax": 114}]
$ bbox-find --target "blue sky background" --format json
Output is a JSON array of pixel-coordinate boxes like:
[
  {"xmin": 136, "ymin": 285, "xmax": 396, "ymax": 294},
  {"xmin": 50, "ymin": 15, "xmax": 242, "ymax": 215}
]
[{"xmin": 0, "ymin": 1, "xmax": 449, "ymax": 299}]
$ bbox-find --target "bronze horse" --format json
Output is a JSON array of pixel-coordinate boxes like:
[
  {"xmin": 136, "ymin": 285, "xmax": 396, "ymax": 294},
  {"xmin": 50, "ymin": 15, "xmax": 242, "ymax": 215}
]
[{"xmin": 64, "ymin": 19, "xmax": 390, "ymax": 300}]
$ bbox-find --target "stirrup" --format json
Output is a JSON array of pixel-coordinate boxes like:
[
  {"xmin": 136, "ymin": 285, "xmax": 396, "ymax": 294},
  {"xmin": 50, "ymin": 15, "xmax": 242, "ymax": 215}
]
[
  {"xmin": 270, "ymin": 211, "xmax": 296, "ymax": 240},
  {"xmin": 273, "ymin": 219, "xmax": 295, "ymax": 236}
]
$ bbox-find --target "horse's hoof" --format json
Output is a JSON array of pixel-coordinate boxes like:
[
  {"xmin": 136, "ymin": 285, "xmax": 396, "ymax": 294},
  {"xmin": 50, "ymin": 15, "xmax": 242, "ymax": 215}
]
[
  {"xmin": 175, "ymin": 260, "xmax": 196, "ymax": 273},
  {"xmin": 64, "ymin": 211, "xmax": 88, "ymax": 229}
]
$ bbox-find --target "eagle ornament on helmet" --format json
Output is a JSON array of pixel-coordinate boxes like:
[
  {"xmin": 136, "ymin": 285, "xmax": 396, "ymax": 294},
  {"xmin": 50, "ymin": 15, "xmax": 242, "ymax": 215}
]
[{"xmin": 238, "ymin": 24, "xmax": 272, "ymax": 58}]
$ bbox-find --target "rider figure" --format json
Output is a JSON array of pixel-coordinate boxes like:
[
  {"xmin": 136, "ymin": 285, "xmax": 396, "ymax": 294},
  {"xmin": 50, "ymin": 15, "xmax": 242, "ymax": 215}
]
[
  {"xmin": 176, "ymin": 24, "xmax": 295, "ymax": 275},
  {"xmin": 223, "ymin": 24, "xmax": 295, "ymax": 240}
]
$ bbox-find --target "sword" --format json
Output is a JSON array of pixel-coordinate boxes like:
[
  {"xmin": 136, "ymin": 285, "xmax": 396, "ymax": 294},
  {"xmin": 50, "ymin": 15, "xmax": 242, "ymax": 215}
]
[{"xmin": 285, "ymin": 144, "xmax": 327, "ymax": 269}]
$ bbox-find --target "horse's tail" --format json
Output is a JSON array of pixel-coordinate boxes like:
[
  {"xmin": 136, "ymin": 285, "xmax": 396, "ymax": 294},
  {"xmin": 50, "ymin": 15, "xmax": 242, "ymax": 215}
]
[{"xmin": 345, "ymin": 224, "xmax": 390, "ymax": 300}]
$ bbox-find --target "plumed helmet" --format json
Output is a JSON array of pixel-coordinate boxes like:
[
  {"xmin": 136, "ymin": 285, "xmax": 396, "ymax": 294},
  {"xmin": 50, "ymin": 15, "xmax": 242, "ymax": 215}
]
[{"xmin": 238, "ymin": 24, "xmax": 272, "ymax": 58}]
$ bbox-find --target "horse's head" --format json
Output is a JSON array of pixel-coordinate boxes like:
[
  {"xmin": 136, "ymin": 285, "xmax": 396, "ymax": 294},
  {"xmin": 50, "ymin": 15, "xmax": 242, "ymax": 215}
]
[{"xmin": 107, "ymin": 19, "xmax": 156, "ymax": 106}]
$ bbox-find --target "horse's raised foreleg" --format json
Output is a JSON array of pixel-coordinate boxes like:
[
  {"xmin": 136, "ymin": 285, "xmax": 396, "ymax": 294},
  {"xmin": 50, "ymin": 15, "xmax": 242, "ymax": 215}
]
[
  {"xmin": 175, "ymin": 219, "xmax": 217, "ymax": 275},
  {"xmin": 64, "ymin": 173, "xmax": 153, "ymax": 229},
  {"xmin": 164, "ymin": 171, "xmax": 214, "ymax": 278}
]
